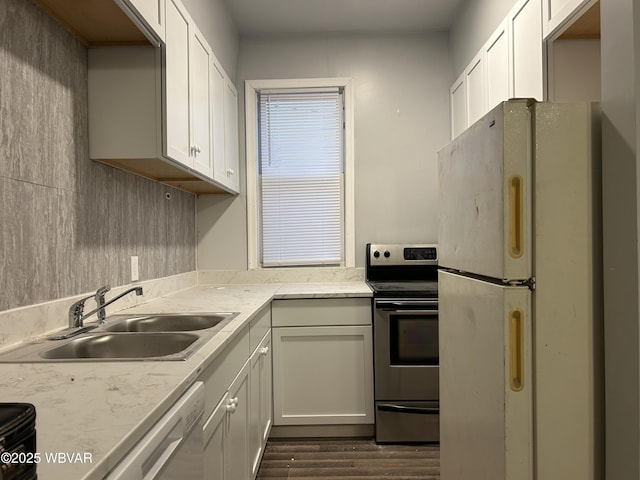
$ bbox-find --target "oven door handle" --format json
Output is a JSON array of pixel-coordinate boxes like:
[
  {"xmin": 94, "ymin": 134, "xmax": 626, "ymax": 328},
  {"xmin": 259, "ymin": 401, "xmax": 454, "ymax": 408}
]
[
  {"xmin": 375, "ymin": 300, "xmax": 438, "ymax": 308},
  {"xmin": 379, "ymin": 309, "xmax": 439, "ymax": 316},
  {"xmin": 377, "ymin": 404, "xmax": 440, "ymax": 415}
]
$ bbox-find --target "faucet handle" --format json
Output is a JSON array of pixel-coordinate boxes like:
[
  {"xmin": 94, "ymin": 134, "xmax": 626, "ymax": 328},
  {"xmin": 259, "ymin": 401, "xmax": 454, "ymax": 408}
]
[
  {"xmin": 68, "ymin": 293, "xmax": 95, "ymax": 328},
  {"xmin": 94, "ymin": 285, "xmax": 111, "ymax": 303},
  {"xmin": 94, "ymin": 285, "xmax": 111, "ymax": 324}
]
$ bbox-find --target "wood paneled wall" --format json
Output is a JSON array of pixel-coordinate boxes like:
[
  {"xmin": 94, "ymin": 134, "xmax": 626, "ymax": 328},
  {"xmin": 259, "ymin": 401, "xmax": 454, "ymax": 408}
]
[{"xmin": 0, "ymin": 0, "xmax": 196, "ymax": 312}]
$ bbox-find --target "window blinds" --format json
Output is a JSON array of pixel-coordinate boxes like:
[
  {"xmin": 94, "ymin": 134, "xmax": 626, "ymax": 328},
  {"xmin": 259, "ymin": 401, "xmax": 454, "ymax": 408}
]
[{"xmin": 258, "ymin": 89, "xmax": 344, "ymax": 267}]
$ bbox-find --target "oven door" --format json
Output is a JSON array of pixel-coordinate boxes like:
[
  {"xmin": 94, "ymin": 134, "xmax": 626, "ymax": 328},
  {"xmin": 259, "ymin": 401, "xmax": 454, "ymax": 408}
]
[{"xmin": 373, "ymin": 299, "xmax": 439, "ymax": 401}]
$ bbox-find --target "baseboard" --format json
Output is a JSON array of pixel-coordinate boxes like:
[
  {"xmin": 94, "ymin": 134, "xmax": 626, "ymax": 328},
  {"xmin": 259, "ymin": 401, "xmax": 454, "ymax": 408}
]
[{"xmin": 269, "ymin": 424, "xmax": 374, "ymax": 438}]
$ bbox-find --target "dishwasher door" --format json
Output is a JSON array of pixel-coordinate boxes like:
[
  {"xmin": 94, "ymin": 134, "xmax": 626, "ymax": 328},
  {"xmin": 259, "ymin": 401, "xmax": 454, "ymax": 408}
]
[{"xmin": 105, "ymin": 382, "xmax": 204, "ymax": 480}]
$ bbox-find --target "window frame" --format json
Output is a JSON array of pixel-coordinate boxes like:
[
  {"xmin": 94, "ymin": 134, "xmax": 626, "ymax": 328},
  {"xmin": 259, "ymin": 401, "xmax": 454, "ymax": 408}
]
[{"xmin": 245, "ymin": 78, "xmax": 355, "ymax": 270}]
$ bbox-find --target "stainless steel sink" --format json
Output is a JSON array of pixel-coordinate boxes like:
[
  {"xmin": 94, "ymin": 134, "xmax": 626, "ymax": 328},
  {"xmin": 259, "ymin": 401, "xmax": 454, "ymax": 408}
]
[
  {"xmin": 0, "ymin": 312, "xmax": 239, "ymax": 363},
  {"xmin": 39, "ymin": 333, "xmax": 199, "ymax": 360},
  {"xmin": 104, "ymin": 313, "xmax": 231, "ymax": 332}
]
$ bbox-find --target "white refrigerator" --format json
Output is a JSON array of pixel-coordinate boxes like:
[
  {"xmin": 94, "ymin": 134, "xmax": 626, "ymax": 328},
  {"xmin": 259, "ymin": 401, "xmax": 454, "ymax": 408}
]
[{"xmin": 437, "ymin": 100, "xmax": 603, "ymax": 480}]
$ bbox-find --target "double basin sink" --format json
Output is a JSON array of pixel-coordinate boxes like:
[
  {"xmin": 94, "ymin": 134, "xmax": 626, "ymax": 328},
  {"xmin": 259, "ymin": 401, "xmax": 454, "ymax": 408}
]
[{"xmin": 0, "ymin": 313, "xmax": 238, "ymax": 362}]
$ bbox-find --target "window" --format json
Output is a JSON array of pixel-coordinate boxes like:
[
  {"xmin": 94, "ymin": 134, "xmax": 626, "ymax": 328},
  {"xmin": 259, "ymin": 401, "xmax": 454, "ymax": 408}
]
[{"xmin": 246, "ymin": 78, "xmax": 355, "ymax": 269}]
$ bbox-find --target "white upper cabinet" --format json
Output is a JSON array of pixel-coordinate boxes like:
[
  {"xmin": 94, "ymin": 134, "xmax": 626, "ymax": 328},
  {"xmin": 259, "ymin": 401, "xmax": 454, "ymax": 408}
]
[
  {"xmin": 190, "ymin": 26, "xmax": 214, "ymax": 178},
  {"xmin": 511, "ymin": 0, "xmax": 543, "ymax": 100},
  {"xmin": 450, "ymin": 75, "xmax": 467, "ymax": 140},
  {"xmin": 465, "ymin": 53, "xmax": 486, "ymax": 126},
  {"xmin": 165, "ymin": 0, "xmax": 215, "ymax": 178},
  {"xmin": 211, "ymin": 60, "xmax": 240, "ymax": 194},
  {"xmin": 449, "ymin": 0, "xmax": 544, "ymax": 139},
  {"xmin": 88, "ymin": 0, "xmax": 238, "ymax": 194},
  {"xmin": 542, "ymin": 0, "xmax": 596, "ymax": 38},
  {"xmin": 485, "ymin": 21, "xmax": 511, "ymax": 112},
  {"xmin": 223, "ymin": 82, "xmax": 240, "ymax": 192},
  {"xmin": 119, "ymin": 0, "xmax": 166, "ymax": 43},
  {"xmin": 212, "ymin": 61, "xmax": 227, "ymax": 187},
  {"xmin": 165, "ymin": 0, "xmax": 193, "ymax": 167}
]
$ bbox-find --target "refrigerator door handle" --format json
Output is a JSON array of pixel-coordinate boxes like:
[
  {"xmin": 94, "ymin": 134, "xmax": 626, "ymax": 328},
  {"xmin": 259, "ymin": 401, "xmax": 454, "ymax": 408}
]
[
  {"xmin": 509, "ymin": 308, "xmax": 525, "ymax": 391},
  {"xmin": 509, "ymin": 175, "xmax": 524, "ymax": 259},
  {"xmin": 377, "ymin": 403, "xmax": 439, "ymax": 415}
]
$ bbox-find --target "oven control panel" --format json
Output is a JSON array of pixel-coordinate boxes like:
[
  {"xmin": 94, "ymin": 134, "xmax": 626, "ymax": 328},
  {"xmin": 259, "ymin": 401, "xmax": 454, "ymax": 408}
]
[{"xmin": 368, "ymin": 244, "xmax": 438, "ymax": 266}]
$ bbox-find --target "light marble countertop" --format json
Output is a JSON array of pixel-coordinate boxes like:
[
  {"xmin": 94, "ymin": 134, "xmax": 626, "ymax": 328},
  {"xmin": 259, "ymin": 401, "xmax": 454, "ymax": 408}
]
[{"xmin": 0, "ymin": 282, "xmax": 371, "ymax": 480}]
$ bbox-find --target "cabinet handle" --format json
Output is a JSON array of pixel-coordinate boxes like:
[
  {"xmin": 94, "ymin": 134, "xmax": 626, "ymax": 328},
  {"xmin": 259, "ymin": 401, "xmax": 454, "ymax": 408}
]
[
  {"xmin": 226, "ymin": 168, "xmax": 234, "ymax": 176},
  {"xmin": 232, "ymin": 397, "xmax": 239, "ymax": 406},
  {"xmin": 260, "ymin": 346, "xmax": 269, "ymax": 356},
  {"xmin": 226, "ymin": 398, "xmax": 237, "ymax": 413}
]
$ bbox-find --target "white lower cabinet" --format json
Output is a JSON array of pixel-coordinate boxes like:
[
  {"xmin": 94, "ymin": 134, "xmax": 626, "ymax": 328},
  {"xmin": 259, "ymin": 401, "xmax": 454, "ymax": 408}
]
[
  {"xmin": 203, "ymin": 389, "xmax": 227, "ymax": 479},
  {"xmin": 201, "ymin": 306, "xmax": 272, "ymax": 480},
  {"xmin": 226, "ymin": 361, "xmax": 251, "ymax": 480},
  {"xmin": 203, "ymin": 360, "xmax": 250, "ymax": 480},
  {"xmin": 249, "ymin": 333, "xmax": 272, "ymax": 477},
  {"xmin": 271, "ymin": 299, "xmax": 374, "ymax": 426}
]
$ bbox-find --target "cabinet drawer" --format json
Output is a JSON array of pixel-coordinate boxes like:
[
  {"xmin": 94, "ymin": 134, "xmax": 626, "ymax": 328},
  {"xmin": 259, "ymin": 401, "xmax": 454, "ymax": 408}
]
[
  {"xmin": 250, "ymin": 304, "xmax": 271, "ymax": 352},
  {"xmin": 272, "ymin": 298, "xmax": 371, "ymax": 327},
  {"xmin": 199, "ymin": 325, "xmax": 249, "ymax": 420}
]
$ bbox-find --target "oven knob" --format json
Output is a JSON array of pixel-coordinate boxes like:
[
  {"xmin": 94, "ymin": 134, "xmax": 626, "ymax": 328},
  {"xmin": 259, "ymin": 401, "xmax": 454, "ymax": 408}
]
[
  {"xmin": 373, "ymin": 250, "xmax": 380, "ymax": 258},
  {"xmin": 384, "ymin": 250, "xmax": 390, "ymax": 258}
]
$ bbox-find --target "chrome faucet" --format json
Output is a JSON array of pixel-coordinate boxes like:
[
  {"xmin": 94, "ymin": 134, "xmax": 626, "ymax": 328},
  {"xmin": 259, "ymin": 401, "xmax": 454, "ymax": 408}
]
[{"xmin": 68, "ymin": 286, "xmax": 143, "ymax": 328}]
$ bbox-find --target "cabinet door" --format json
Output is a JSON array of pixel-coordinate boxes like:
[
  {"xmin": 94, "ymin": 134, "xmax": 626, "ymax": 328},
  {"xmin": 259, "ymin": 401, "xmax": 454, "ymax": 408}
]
[
  {"xmin": 190, "ymin": 24, "xmax": 213, "ymax": 178},
  {"xmin": 259, "ymin": 335, "xmax": 273, "ymax": 447},
  {"xmin": 223, "ymin": 81, "xmax": 240, "ymax": 192},
  {"xmin": 226, "ymin": 360, "xmax": 250, "ymax": 480},
  {"xmin": 485, "ymin": 21, "xmax": 510, "ymax": 112},
  {"xmin": 542, "ymin": 0, "xmax": 591, "ymax": 38},
  {"xmin": 272, "ymin": 325, "xmax": 374, "ymax": 425},
  {"xmin": 249, "ymin": 332, "xmax": 272, "ymax": 477},
  {"xmin": 203, "ymin": 394, "xmax": 228, "ymax": 480},
  {"xmin": 510, "ymin": 0, "xmax": 543, "ymax": 100},
  {"xmin": 465, "ymin": 53, "xmax": 486, "ymax": 126},
  {"xmin": 124, "ymin": 0, "xmax": 165, "ymax": 42},
  {"xmin": 450, "ymin": 74, "xmax": 467, "ymax": 139},
  {"xmin": 211, "ymin": 60, "xmax": 227, "ymax": 185},
  {"xmin": 164, "ymin": 0, "xmax": 191, "ymax": 167}
]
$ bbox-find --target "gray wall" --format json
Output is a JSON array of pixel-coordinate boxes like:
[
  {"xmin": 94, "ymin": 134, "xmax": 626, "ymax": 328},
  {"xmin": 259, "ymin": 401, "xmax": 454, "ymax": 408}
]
[
  {"xmin": 196, "ymin": 32, "xmax": 452, "ymax": 269},
  {"xmin": 0, "ymin": 0, "xmax": 195, "ymax": 313},
  {"xmin": 601, "ymin": 0, "xmax": 640, "ymax": 477}
]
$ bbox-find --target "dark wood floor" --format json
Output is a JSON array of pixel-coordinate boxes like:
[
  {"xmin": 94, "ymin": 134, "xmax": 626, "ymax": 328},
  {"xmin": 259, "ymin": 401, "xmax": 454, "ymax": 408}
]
[{"xmin": 256, "ymin": 438, "xmax": 440, "ymax": 479}]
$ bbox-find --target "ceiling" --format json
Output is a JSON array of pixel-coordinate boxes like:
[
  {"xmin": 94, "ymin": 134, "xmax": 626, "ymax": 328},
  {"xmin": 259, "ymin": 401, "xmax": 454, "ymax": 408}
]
[{"xmin": 222, "ymin": 0, "xmax": 466, "ymax": 35}]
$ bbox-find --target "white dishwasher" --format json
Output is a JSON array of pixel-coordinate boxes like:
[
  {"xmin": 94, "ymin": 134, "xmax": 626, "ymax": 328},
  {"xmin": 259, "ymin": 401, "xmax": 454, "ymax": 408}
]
[{"xmin": 105, "ymin": 382, "xmax": 204, "ymax": 480}]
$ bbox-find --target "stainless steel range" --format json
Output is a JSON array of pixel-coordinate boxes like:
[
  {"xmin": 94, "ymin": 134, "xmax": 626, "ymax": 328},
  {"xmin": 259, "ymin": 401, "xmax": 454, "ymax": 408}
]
[{"xmin": 366, "ymin": 243, "xmax": 439, "ymax": 443}]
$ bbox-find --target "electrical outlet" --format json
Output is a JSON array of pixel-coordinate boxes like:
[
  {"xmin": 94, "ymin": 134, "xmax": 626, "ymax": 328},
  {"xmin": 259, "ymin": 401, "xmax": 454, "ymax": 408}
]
[{"xmin": 131, "ymin": 256, "xmax": 139, "ymax": 282}]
